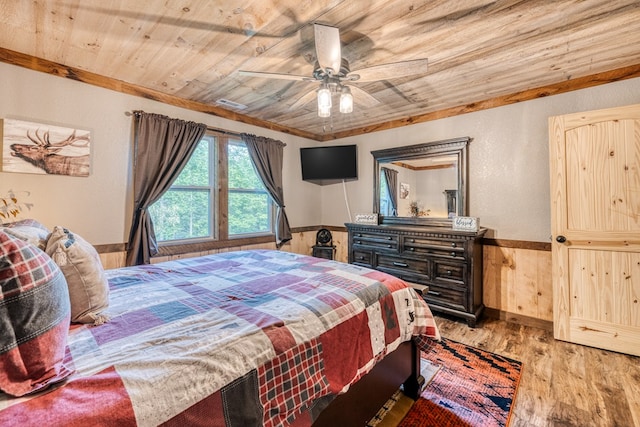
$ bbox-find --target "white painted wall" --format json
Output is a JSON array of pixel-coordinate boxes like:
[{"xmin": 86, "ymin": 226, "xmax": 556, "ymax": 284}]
[
  {"xmin": 2, "ymin": 60, "xmax": 640, "ymax": 245},
  {"xmin": 321, "ymin": 77, "xmax": 640, "ymax": 242},
  {"xmin": 0, "ymin": 62, "xmax": 319, "ymax": 244}
]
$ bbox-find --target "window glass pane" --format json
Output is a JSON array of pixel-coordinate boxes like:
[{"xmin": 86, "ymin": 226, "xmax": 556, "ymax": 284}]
[
  {"xmin": 227, "ymin": 141, "xmax": 273, "ymax": 236},
  {"xmin": 173, "ymin": 139, "xmax": 209, "ymax": 186},
  {"xmin": 228, "ymin": 142, "xmax": 263, "ymax": 189},
  {"xmin": 149, "ymin": 189, "xmax": 210, "ymax": 241},
  {"xmin": 228, "ymin": 191, "xmax": 271, "ymax": 235},
  {"xmin": 150, "ymin": 137, "xmax": 215, "ymax": 243}
]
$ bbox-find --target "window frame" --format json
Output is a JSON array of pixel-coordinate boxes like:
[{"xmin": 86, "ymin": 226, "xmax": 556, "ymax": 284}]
[
  {"xmin": 152, "ymin": 130, "xmax": 275, "ymax": 252},
  {"xmin": 225, "ymin": 138, "xmax": 275, "ymax": 239}
]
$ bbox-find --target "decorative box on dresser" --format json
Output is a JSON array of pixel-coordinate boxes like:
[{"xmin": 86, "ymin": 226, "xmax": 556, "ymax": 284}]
[{"xmin": 346, "ymin": 222, "xmax": 487, "ymax": 327}]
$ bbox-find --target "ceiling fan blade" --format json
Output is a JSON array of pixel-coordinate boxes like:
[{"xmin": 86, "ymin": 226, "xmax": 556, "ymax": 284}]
[
  {"xmin": 238, "ymin": 70, "xmax": 312, "ymax": 81},
  {"xmin": 350, "ymin": 58, "xmax": 429, "ymax": 82},
  {"xmin": 289, "ymin": 89, "xmax": 317, "ymax": 110},
  {"xmin": 349, "ymin": 85, "xmax": 380, "ymax": 108},
  {"xmin": 314, "ymin": 23, "xmax": 342, "ymax": 74}
]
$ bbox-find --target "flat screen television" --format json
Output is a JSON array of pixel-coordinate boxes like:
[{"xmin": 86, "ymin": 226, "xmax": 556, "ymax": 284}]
[{"xmin": 300, "ymin": 144, "xmax": 358, "ymax": 184}]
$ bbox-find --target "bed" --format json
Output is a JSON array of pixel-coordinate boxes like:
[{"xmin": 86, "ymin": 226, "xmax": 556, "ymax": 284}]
[{"xmin": 0, "ymin": 244, "xmax": 439, "ymax": 426}]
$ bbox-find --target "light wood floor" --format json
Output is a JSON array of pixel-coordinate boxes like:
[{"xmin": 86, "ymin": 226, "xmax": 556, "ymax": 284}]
[{"xmin": 433, "ymin": 314, "xmax": 640, "ymax": 427}]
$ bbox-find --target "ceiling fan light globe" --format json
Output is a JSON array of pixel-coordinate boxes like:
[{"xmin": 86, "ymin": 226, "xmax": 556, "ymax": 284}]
[
  {"xmin": 317, "ymin": 86, "xmax": 332, "ymax": 107},
  {"xmin": 317, "ymin": 85, "xmax": 332, "ymax": 117},
  {"xmin": 318, "ymin": 105, "xmax": 331, "ymax": 118},
  {"xmin": 340, "ymin": 87, "xmax": 353, "ymax": 114}
]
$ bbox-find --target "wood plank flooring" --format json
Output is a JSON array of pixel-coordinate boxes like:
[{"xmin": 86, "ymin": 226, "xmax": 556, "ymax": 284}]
[{"xmin": 433, "ymin": 315, "xmax": 640, "ymax": 427}]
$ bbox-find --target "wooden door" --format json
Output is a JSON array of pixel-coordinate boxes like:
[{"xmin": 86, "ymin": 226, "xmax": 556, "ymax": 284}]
[{"xmin": 549, "ymin": 103, "xmax": 640, "ymax": 356}]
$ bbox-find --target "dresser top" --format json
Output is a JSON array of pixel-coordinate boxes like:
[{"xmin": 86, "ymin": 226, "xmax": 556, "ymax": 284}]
[{"xmin": 345, "ymin": 222, "xmax": 487, "ymax": 238}]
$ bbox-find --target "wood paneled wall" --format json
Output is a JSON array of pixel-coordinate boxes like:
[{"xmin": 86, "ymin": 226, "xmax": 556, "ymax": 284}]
[
  {"xmin": 98, "ymin": 231, "xmax": 552, "ymax": 328},
  {"xmin": 483, "ymin": 243, "xmax": 553, "ymax": 328}
]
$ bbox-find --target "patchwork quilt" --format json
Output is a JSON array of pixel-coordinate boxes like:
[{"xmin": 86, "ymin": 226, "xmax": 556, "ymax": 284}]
[{"xmin": 0, "ymin": 250, "xmax": 439, "ymax": 426}]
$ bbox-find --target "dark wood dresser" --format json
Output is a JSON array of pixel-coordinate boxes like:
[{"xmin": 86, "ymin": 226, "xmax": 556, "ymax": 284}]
[{"xmin": 346, "ymin": 222, "xmax": 486, "ymax": 327}]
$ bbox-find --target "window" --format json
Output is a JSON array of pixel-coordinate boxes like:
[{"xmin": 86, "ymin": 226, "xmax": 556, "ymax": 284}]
[
  {"xmin": 149, "ymin": 132, "xmax": 274, "ymax": 244},
  {"xmin": 227, "ymin": 141, "xmax": 273, "ymax": 235}
]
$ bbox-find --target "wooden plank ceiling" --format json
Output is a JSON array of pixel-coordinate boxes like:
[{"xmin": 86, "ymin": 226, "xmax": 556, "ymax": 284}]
[{"xmin": 1, "ymin": 0, "xmax": 640, "ymax": 141}]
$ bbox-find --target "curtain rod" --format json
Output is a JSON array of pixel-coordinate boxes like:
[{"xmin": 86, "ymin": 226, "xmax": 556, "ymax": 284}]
[{"xmin": 125, "ymin": 110, "xmax": 242, "ymax": 138}]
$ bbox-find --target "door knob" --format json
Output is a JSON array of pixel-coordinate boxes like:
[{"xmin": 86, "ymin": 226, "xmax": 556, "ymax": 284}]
[{"xmin": 556, "ymin": 235, "xmax": 567, "ymax": 243}]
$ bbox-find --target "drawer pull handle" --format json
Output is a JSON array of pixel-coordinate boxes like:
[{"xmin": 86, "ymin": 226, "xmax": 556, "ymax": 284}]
[
  {"xmin": 447, "ymin": 270, "xmax": 452, "ymax": 275},
  {"xmin": 427, "ymin": 291, "xmax": 441, "ymax": 296},
  {"xmin": 356, "ymin": 240, "xmax": 362, "ymax": 244},
  {"xmin": 357, "ymin": 256, "xmax": 365, "ymax": 260},
  {"xmin": 387, "ymin": 236, "xmax": 393, "ymax": 240},
  {"xmin": 387, "ymin": 244, "xmax": 392, "ymax": 248},
  {"xmin": 451, "ymin": 252, "xmax": 456, "ymax": 257},
  {"xmin": 393, "ymin": 261, "xmax": 409, "ymax": 268},
  {"xmin": 451, "ymin": 242, "xmax": 456, "ymax": 248},
  {"xmin": 409, "ymin": 247, "xmax": 415, "ymax": 252},
  {"xmin": 410, "ymin": 239, "xmax": 415, "ymax": 243}
]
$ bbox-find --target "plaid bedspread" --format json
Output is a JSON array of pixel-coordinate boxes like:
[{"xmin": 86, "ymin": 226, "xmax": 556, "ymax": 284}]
[{"xmin": 0, "ymin": 250, "xmax": 439, "ymax": 426}]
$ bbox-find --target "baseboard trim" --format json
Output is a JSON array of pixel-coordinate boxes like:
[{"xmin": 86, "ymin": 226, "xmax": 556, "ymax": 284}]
[{"xmin": 484, "ymin": 308, "xmax": 553, "ymax": 331}]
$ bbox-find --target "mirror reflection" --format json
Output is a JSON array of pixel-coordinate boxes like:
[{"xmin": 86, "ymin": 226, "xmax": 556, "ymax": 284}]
[
  {"xmin": 372, "ymin": 137, "xmax": 470, "ymax": 220},
  {"xmin": 379, "ymin": 156, "xmax": 459, "ymax": 218}
]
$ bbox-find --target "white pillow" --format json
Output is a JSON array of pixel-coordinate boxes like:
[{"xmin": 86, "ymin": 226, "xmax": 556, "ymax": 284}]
[{"xmin": 45, "ymin": 226, "xmax": 110, "ymax": 325}]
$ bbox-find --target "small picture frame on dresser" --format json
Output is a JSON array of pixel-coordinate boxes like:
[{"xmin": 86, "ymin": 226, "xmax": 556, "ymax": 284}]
[
  {"xmin": 452, "ymin": 216, "xmax": 479, "ymax": 232},
  {"xmin": 354, "ymin": 213, "xmax": 379, "ymax": 225}
]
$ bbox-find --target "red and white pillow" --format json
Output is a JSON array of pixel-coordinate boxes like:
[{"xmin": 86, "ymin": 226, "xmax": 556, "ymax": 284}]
[
  {"xmin": 1, "ymin": 218, "xmax": 51, "ymax": 250},
  {"xmin": 0, "ymin": 229, "xmax": 74, "ymax": 397}
]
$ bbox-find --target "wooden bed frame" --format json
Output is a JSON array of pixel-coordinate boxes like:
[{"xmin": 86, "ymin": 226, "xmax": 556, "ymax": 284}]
[{"xmin": 313, "ymin": 339, "xmax": 422, "ymax": 426}]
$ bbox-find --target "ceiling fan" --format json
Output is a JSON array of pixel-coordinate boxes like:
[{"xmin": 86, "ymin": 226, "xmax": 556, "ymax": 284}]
[{"xmin": 238, "ymin": 23, "xmax": 429, "ymax": 117}]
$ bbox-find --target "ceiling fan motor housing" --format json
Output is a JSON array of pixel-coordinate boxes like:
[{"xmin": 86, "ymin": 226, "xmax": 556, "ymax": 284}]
[{"xmin": 313, "ymin": 58, "xmax": 356, "ymax": 81}]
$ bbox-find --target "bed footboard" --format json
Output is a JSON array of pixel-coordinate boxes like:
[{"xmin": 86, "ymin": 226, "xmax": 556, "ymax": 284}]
[{"xmin": 312, "ymin": 339, "xmax": 421, "ymax": 426}]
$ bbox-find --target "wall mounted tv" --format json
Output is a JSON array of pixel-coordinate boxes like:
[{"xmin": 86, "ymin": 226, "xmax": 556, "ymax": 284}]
[{"xmin": 300, "ymin": 144, "xmax": 358, "ymax": 185}]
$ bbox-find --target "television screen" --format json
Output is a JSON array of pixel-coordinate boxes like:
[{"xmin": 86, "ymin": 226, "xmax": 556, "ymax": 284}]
[{"xmin": 300, "ymin": 145, "xmax": 358, "ymax": 184}]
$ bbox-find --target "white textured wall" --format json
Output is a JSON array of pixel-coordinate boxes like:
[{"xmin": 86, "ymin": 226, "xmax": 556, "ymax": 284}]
[
  {"xmin": 2, "ymin": 60, "xmax": 640, "ymax": 245},
  {"xmin": 320, "ymin": 77, "xmax": 640, "ymax": 242},
  {"xmin": 0, "ymin": 62, "xmax": 319, "ymax": 244}
]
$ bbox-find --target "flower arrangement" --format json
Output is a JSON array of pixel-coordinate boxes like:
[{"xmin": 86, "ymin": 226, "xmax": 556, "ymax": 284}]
[
  {"xmin": 0, "ymin": 190, "xmax": 33, "ymax": 221},
  {"xmin": 409, "ymin": 201, "xmax": 430, "ymax": 217}
]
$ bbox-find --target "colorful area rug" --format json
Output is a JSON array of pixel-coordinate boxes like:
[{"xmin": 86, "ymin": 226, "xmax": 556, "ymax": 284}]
[{"xmin": 398, "ymin": 337, "xmax": 522, "ymax": 427}]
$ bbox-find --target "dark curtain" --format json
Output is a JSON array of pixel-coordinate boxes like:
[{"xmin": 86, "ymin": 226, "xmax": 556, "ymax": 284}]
[
  {"xmin": 126, "ymin": 112, "xmax": 207, "ymax": 265},
  {"xmin": 382, "ymin": 167, "xmax": 399, "ymax": 216},
  {"xmin": 240, "ymin": 133, "xmax": 292, "ymax": 247}
]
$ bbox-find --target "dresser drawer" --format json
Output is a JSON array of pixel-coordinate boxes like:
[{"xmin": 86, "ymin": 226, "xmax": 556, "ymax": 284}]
[
  {"xmin": 352, "ymin": 249, "xmax": 372, "ymax": 267},
  {"xmin": 377, "ymin": 254, "xmax": 429, "ymax": 275},
  {"xmin": 352, "ymin": 231, "xmax": 399, "ymax": 251},
  {"xmin": 377, "ymin": 267, "xmax": 431, "ymax": 287},
  {"xmin": 423, "ymin": 284, "xmax": 467, "ymax": 311},
  {"xmin": 402, "ymin": 236, "xmax": 465, "ymax": 260},
  {"xmin": 433, "ymin": 261, "xmax": 466, "ymax": 284}
]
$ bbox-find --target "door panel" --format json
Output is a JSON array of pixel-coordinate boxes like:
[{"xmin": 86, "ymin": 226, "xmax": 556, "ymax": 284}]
[{"xmin": 549, "ymin": 104, "xmax": 640, "ymax": 356}]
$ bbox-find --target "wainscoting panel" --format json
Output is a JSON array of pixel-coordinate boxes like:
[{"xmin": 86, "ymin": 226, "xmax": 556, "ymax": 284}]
[{"xmin": 483, "ymin": 244, "xmax": 553, "ymax": 323}]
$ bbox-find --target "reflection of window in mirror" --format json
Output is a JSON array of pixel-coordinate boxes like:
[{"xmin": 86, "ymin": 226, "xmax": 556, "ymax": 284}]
[{"xmin": 379, "ymin": 168, "xmax": 397, "ymax": 216}]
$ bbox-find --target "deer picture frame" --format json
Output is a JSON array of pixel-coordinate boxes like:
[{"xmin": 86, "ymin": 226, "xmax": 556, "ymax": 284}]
[{"xmin": 1, "ymin": 118, "xmax": 92, "ymax": 177}]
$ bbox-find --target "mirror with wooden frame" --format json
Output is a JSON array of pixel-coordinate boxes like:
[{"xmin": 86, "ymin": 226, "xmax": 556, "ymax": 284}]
[{"xmin": 372, "ymin": 137, "xmax": 470, "ymax": 225}]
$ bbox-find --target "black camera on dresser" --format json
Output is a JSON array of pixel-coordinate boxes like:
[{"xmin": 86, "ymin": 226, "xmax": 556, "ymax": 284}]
[{"xmin": 346, "ymin": 222, "xmax": 486, "ymax": 327}]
